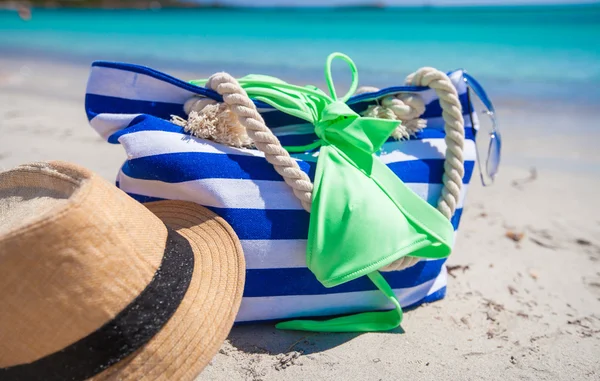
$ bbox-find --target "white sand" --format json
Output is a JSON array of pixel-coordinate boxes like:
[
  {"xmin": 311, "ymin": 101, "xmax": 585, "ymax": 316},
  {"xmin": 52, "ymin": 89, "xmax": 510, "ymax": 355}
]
[{"xmin": 1, "ymin": 57, "xmax": 599, "ymax": 380}]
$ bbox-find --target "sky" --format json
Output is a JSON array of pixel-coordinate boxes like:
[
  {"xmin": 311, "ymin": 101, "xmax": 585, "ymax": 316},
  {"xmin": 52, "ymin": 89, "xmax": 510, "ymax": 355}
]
[{"xmin": 188, "ymin": 0, "xmax": 597, "ymax": 6}]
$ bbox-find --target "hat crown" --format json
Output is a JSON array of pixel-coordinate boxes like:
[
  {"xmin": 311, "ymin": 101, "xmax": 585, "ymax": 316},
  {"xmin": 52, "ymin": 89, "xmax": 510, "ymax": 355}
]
[{"xmin": 0, "ymin": 162, "xmax": 167, "ymax": 368}]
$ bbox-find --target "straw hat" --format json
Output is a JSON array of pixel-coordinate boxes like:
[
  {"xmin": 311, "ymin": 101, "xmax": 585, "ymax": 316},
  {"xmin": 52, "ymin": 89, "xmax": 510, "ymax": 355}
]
[{"xmin": 0, "ymin": 161, "xmax": 245, "ymax": 381}]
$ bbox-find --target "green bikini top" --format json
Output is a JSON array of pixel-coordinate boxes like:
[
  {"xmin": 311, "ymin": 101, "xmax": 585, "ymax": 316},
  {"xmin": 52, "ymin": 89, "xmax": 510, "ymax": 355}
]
[{"xmin": 192, "ymin": 53, "xmax": 455, "ymax": 332}]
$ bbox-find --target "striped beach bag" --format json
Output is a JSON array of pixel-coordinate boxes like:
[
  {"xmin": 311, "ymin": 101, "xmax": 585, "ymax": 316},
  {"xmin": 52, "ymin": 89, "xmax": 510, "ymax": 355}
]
[{"xmin": 85, "ymin": 54, "xmax": 500, "ymax": 326}]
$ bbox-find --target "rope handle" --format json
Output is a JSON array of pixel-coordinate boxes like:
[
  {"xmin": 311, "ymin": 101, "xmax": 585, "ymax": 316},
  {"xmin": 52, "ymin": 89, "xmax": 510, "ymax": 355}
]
[
  {"xmin": 183, "ymin": 58, "xmax": 465, "ymax": 272},
  {"xmin": 378, "ymin": 68, "xmax": 466, "ymax": 271},
  {"xmin": 203, "ymin": 73, "xmax": 314, "ymax": 212}
]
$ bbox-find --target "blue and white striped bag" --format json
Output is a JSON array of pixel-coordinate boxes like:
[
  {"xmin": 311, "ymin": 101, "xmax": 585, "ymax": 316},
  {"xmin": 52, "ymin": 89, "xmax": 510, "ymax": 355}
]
[{"xmin": 85, "ymin": 62, "xmax": 487, "ymax": 324}]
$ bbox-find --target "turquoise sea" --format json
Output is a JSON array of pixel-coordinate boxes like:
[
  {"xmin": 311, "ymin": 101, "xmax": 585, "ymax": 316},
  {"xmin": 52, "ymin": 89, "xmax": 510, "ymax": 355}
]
[{"xmin": 1, "ymin": 5, "xmax": 600, "ymax": 104}]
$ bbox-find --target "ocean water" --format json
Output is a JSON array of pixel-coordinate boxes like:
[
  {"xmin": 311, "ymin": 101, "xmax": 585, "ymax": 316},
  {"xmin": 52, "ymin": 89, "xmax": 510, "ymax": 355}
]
[{"xmin": 1, "ymin": 5, "xmax": 600, "ymax": 104}]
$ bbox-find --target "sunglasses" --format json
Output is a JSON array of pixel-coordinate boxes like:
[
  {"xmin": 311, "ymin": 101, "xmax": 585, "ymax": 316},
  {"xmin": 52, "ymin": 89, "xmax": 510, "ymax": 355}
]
[{"xmin": 462, "ymin": 72, "xmax": 502, "ymax": 186}]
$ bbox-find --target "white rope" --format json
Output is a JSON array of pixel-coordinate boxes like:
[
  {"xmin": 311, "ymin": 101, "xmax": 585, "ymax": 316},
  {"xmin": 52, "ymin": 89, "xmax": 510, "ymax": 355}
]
[
  {"xmin": 376, "ymin": 68, "xmax": 465, "ymax": 271},
  {"xmin": 359, "ymin": 92, "xmax": 427, "ymax": 141},
  {"xmin": 407, "ymin": 68, "xmax": 465, "ymax": 221},
  {"xmin": 175, "ymin": 67, "xmax": 464, "ymax": 272},
  {"xmin": 206, "ymin": 73, "xmax": 313, "ymax": 212}
]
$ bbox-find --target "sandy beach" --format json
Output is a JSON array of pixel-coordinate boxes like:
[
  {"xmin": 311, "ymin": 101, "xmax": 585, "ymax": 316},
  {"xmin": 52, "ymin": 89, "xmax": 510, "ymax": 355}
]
[{"xmin": 1, "ymin": 56, "xmax": 599, "ymax": 380}]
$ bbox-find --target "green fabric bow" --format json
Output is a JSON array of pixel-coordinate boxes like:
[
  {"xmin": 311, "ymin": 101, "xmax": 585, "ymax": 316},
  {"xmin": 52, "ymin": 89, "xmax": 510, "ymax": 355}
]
[{"xmin": 191, "ymin": 53, "xmax": 455, "ymax": 332}]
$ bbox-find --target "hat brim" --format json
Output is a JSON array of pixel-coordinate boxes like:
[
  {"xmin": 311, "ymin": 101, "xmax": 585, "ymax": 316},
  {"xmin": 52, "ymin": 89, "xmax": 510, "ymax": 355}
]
[{"xmin": 92, "ymin": 200, "xmax": 245, "ymax": 381}]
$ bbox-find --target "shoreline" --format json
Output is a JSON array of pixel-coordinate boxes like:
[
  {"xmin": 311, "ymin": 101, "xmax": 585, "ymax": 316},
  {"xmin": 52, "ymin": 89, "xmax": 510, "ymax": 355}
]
[{"xmin": 2, "ymin": 48, "xmax": 599, "ymax": 109}]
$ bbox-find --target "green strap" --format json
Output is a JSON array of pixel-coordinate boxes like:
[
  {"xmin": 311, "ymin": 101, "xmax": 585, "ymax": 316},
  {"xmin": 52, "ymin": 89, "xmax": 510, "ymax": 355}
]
[
  {"xmin": 282, "ymin": 140, "xmax": 322, "ymax": 153},
  {"xmin": 276, "ymin": 271, "xmax": 402, "ymax": 332},
  {"xmin": 189, "ymin": 53, "xmax": 455, "ymax": 332},
  {"xmin": 324, "ymin": 52, "xmax": 358, "ymax": 103}
]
